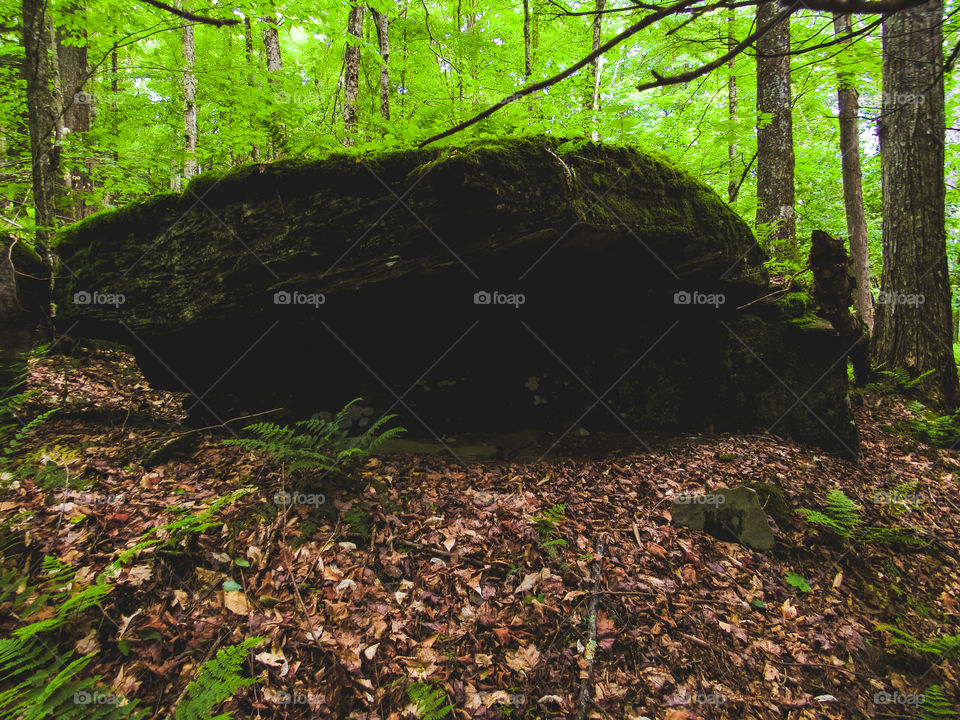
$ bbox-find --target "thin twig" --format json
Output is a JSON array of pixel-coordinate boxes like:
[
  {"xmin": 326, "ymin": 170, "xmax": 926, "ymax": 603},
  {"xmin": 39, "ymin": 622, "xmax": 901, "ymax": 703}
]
[{"xmin": 575, "ymin": 537, "xmax": 604, "ymax": 720}]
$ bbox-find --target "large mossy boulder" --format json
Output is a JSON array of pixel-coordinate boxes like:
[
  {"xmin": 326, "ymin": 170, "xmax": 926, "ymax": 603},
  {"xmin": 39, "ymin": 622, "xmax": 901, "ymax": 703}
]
[{"xmin": 52, "ymin": 137, "xmax": 857, "ymax": 456}]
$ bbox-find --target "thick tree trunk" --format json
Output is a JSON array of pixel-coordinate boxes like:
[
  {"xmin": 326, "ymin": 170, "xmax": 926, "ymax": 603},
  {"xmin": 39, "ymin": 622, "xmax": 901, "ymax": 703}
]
[
  {"xmin": 755, "ymin": 0, "xmax": 796, "ymax": 261},
  {"xmin": 874, "ymin": 0, "xmax": 959, "ymax": 404},
  {"xmin": 182, "ymin": 22, "xmax": 198, "ymax": 180},
  {"xmin": 833, "ymin": 13, "xmax": 873, "ymax": 334},
  {"xmin": 727, "ymin": 8, "xmax": 737, "ymax": 204},
  {"xmin": 585, "ymin": 0, "xmax": 605, "ymax": 141},
  {"xmin": 370, "ymin": 7, "xmax": 389, "ymax": 121},
  {"xmin": 21, "ymin": 0, "xmax": 60, "ymax": 260},
  {"xmin": 343, "ymin": 2, "xmax": 364, "ymax": 145}
]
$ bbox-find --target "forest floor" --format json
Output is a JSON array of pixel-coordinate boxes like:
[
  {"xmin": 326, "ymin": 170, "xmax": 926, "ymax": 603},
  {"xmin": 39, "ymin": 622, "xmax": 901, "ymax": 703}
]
[{"xmin": 1, "ymin": 346, "xmax": 959, "ymax": 720}]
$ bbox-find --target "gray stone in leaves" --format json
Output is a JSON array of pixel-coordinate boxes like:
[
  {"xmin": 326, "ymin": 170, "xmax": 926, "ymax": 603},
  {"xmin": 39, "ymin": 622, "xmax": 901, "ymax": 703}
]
[{"xmin": 670, "ymin": 486, "xmax": 775, "ymax": 551}]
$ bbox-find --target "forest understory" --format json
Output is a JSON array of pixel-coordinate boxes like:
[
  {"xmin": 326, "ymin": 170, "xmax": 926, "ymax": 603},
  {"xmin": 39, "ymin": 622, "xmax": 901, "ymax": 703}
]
[{"xmin": 0, "ymin": 347, "xmax": 957, "ymax": 719}]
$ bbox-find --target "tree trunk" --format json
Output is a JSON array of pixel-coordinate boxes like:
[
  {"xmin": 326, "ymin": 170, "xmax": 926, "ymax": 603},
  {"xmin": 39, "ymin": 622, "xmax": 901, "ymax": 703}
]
[
  {"xmin": 727, "ymin": 7, "xmax": 737, "ymax": 204},
  {"xmin": 585, "ymin": 0, "xmax": 605, "ymax": 141},
  {"xmin": 244, "ymin": 16, "xmax": 259, "ymax": 162},
  {"xmin": 874, "ymin": 0, "xmax": 959, "ymax": 404},
  {"xmin": 21, "ymin": 0, "xmax": 60, "ymax": 261},
  {"xmin": 522, "ymin": 0, "xmax": 531, "ymax": 78},
  {"xmin": 55, "ymin": 4, "xmax": 91, "ymax": 223},
  {"xmin": 182, "ymin": 21, "xmax": 198, "ymax": 181},
  {"xmin": 261, "ymin": 13, "xmax": 285, "ymax": 156},
  {"xmin": 833, "ymin": 13, "xmax": 873, "ymax": 334},
  {"xmin": 755, "ymin": 0, "xmax": 796, "ymax": 262},
  {"xmin": 370, "ymin": 7, "xmax": 389, "ymax": 122},
  {"xmin": 343, "ymin": 2, "xmax": 364, "ymax": 145}
]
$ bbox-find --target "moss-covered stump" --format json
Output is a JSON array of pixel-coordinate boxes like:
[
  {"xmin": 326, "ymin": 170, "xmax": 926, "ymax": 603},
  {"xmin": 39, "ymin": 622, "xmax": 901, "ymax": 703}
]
[{"xmin": 53, "ymin": 137, "xmax": 857, "ymax": 456}]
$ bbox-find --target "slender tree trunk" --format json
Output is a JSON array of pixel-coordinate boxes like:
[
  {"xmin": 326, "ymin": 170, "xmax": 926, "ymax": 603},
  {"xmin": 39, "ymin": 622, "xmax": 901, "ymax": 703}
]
[
  {"xmin": 833, "ymin": 13, "xmax": 873, "ymax": 334},
  {"xmin": 874, "ymin": 0, "xmax": 958, "ymax": 404},
  {"xmin": 21, "ymin": 0, "xmax": 59, "ymax": 262},
  {"xmin": 244, "ymin": 16, "xmax": 259, "ymax": 162},
  {"xmin": 343, "ymin": 2, "xmax": 364, "ymax": 145},
  {"xmin": 755, "ymin": 0, "xmax": 796, "ymax": 261},
  {"xmin": 585, "ymin": 0, "xmax": 605, "ymax": 141},
  {"xmin": 261, "ymin": 12, "xmax": 285, "ymax": 156},
  {"xmin": 727, "ymin": 8, "xmax": 737, "ymax": 204},
  {"xmin": 370, "ymin": 7, "xmax": 389, "ymax": 122},
  {"xmin": 182, "ymin": 22, "xmax": 198, "ymax": 181},
  {"xmin": 522, "ymin": 0, "xmax": 531, "ymax": 78}
]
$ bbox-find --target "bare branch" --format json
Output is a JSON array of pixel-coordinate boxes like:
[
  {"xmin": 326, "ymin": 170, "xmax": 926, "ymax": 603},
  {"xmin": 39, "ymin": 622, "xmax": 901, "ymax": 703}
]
[{"xmin": 137, "ymin": 0, "xmax": 239, "ymax": 26}]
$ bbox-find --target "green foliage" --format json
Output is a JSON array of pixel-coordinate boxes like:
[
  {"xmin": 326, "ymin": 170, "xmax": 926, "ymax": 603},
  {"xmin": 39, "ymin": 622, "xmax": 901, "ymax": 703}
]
[
  {"xmin": 0, "ymin": 560, "xmax": 147, "ymax": 720},
  {"xmin": 878, "ymin": 367, "xmax": 936, "ymax": 393},
  {"xmin": 533, "ymin": 503, "xmax": 568, "ymax": 558},
  {"xmin": 343, "ymin": 505, "xmax": 372, "ymax": 541},
  {"xmin": 406, "ymin": 681, "xmax": 452, "ymax": 720},
  {"xmin": 0, "ymin": 392, "xmax": 58, "ymax": 477},
  {"xmin": 174, "ymin": 636, "xmax": 266, "ymax": 720},
  {"xmin": 907, "ymin": 401, "xmax": 960, "ymax": 447},
  {"xmin": 797, "ymin": 488, "xmax": 862, "ymax": 539},
  {"xmin": 919, "ymin": 685, "xmax": 957, "ymax": 720},
  {"xmin": 877, "ymin": 624, "xmax": 960, "ymax": 661},
  {"xmin": 223, "ymin": 399, "xmax": 404, "ymax": 482},
  {"xmin": 784, "ymin": 571, "xmax": 811, "ymax": 593}
]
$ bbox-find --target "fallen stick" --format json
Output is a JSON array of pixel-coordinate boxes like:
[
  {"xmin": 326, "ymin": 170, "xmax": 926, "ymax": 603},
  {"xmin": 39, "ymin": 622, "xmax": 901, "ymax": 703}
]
[{"xmin": 575, "ymin": 537, "xmax": 604, "ymax": 720}]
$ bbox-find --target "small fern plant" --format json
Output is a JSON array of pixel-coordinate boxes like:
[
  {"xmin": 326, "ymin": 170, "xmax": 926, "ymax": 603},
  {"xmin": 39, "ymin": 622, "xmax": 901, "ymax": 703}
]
[
  {"xmin": 174, "ymin": 636, "xmax": 266, "ymax": 720},
  {"xmin": 406, "ymin": 681, "xmax": 453, "ymax": 720},
  {"xmin": 223, "ymin": 398, "xmax": 404, "ymax": 481},
  {"xmin": 0, "ymin": 391, "xmax": 58, "ymax": 477},
  {"xmin": 534, "ymin": 503, "xmax": 568, "ymax": 558},
  {"xmin": 907, "ymin": 400, "xmax": 960, "ymax": 448},
  {"xmin": 798, "ymin": 488, "xmax": 932, "ymax": 548},
  {"xmin": 0, "ymin": 558, "xmax": 147, "ymax": 720},
  {"xmin": 797, "ymin": 488, "xmax": 862, "ymax": 540},
  {"xmin": 877, "ymin": 624, "xmax": 960, "ymax": 662},
  {"xmin": 918, "ymin": 685, "xmax": 957, "ymax": 720}
]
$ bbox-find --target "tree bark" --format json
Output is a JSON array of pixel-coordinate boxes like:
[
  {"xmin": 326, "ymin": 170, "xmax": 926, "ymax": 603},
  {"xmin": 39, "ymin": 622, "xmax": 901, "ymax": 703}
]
[
  {"xmin": 343, "ymin": 2, "xmax": 364, "ymax": 145},
  {"xmin": 755, "ymin": 0, "xmax": 796, "ymax": 261},
  {"xmin": 727, "ymin": 7, "xmax": 737, "ymax": 204},
  {"xmin": 244, "ymin": 16, "xmax": 259, "ymax": 162},
  {"xmin": 55, "ymin": 4, "xmax": 91, "ymax": 223},
  {"xmin": 21, "ymin": 0, "xmax": 60, "ymax": 260},
  {"xmin": 522, "ymin": 0, "xmax": 532, "ymax": 78},
  {"xmin": 833, "ymin": 13, "xmax": 873, "ymax": 334},
  {"xmin": 370, "ymin": 7, "xmax": 389, "ymax": 121},
  {"xmin": 874, "ymin": 0, "xmax": 959, "ymax": 404},
  {"xmin": 182, "ymin": 21, "xmax": 198, "ymax": 181},
  {"xmin": 585, "ymin": 0, "xmax": 605, "ymax": 141},
  {"xmin": 261, "ymin": 12, "xmax": 285, "ymax": 156}
]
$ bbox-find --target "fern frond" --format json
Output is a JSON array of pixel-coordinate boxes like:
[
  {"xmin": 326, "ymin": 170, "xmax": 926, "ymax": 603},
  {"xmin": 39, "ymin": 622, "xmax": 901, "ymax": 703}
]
[
  {"xmin": 920, "ymin": 685, "xmax": 957, "ymax": 720},
  {"xmin": 174, "ymin": 636, "xmax": 265, "ymax": 720},
  {"xmin": 406, "ymin": 681, "xmax": 453, "ymax": 720}
]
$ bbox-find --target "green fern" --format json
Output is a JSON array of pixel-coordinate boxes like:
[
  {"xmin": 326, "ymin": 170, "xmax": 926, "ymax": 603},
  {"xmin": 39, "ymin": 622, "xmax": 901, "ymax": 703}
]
[
  {"xmin": 0, "ymin": 560, "xmax": 146, "ymax": 720},
  {"xmin": 406, "ymin": 681, "xmax": 452, "ymax": 720},
  {"xmin": 796, "ymin": 489, "xmax": 859, "ymax": 538},
  {"xmin": 223, "ymin": 398, "xmax": 404, "ymax": 480},
  {"xmin": 919, "ymin": 685, "xmax": 957, "ymax": 719},
  {"xmin": 0, "ymin": 391, "xmax": 58, "ymax": 476},
  {"xmin": 174, "ymin": 636, "xmax": 265, "ymax": 720},
  {"xmin": 877, "ymin": 624, "xmax": 960, "ymax": 660},
  {"xmin": 907, "ymin": 401, "xmax": 960, "ymax": 447}
]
